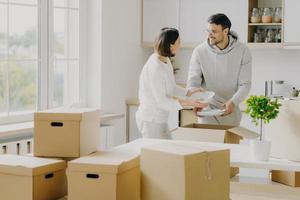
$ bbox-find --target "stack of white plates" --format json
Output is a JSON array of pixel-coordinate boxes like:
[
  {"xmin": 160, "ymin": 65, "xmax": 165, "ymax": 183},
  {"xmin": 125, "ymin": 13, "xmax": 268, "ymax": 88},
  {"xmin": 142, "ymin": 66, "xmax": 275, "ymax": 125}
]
[
  {"xmin": 197, "ymin": 108, "xmax": 225, "ymax": 116},
  {"xmin": 189, "ymin": 91, "xmax": 215, "ymax": 102}
]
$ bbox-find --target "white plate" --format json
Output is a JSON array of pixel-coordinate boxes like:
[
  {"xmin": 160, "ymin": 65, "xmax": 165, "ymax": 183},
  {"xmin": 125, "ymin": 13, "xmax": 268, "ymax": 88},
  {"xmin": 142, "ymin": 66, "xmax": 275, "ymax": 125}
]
[
  {"xmin": 197, "ymin": 109, "xmax": 225, "ymax": 116},
  {"xmin": 189, "ymin": 91, "xmax": 215, "ymax": 102}
]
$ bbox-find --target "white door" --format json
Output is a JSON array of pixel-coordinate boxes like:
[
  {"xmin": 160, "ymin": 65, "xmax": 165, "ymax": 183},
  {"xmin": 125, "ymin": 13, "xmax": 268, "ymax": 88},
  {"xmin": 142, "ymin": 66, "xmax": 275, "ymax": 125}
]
[
  {"xmin": 180, "ymin": 0, "xmax": 248, "ymax": 46},
  {"xmin": 142, "ymin": 0, "xmax": 180, "ymax": 45}
]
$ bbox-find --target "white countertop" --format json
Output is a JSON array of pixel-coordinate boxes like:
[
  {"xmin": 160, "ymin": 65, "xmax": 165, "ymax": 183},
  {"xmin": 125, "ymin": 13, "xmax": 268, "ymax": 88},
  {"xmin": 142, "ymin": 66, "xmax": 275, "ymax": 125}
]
[
  {"xmin": 126, "ymin": 97, "xmax": 247, "ymax": 112},
  {"xmin": 113, "ymin": 138, "xmax": 300, "ymax": 172}
]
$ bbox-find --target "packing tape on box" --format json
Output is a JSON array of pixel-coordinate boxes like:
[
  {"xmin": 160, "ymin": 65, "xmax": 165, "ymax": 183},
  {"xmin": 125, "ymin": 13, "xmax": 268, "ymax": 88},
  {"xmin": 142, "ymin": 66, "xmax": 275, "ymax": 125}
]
[{"xmin": 204, "ymin": 152, "xmax": 212, "ymax": 181}]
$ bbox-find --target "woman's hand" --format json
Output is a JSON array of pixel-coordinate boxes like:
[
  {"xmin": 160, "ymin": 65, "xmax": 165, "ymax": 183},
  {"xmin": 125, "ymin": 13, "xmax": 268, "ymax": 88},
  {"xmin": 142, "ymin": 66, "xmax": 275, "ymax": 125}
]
[{"xmin": 186, "ymin": 87, "xmax": 205, "ymax": 97}]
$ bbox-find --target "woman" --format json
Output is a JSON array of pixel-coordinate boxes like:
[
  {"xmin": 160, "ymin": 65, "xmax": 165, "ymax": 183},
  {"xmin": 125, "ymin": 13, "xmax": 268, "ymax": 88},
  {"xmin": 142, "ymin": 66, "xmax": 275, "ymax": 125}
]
[{"xmin": 136, "ymin": 27, "xmax": 207, "ymax": 139}]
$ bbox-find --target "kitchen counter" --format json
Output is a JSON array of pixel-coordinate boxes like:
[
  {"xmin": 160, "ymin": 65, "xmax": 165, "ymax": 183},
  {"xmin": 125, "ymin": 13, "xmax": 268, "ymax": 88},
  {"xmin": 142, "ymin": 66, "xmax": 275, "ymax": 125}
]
[
  {"xmin": 126, "ymin": 96, "xmax": 247, "ymax": 111},
  {"xmin": 126, "ymin": 97, "xmax": 139, "ymax": 106},
  {"xmin": 100, "ymin": 112, "xmax": 125, "ymax": 123}
]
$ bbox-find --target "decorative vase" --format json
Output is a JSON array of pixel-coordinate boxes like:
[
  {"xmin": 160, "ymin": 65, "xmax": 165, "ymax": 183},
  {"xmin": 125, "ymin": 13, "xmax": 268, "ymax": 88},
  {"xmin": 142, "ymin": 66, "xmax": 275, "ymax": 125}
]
[{"xmin": 250, "ymin": 139, "xmax": 271, "ymax": 161}]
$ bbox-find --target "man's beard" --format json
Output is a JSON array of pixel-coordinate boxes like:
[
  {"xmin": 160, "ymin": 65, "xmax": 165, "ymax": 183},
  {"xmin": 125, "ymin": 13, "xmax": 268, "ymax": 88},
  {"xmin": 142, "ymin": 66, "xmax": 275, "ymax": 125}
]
[{"xmin": 209, "ymin": 37, "xmax": 223, "ymax": 46}]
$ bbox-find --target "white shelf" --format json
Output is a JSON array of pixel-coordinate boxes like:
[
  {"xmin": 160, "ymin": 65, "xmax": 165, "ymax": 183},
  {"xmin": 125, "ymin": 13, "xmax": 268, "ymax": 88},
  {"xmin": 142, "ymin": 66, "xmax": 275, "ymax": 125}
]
[
  {"xmin": 247, "ymin": 43, "xmax": 283, "ymax": 48},
  {"xmin": 248, "ymin": 23, "xmax": 282, "ymax": 26}
]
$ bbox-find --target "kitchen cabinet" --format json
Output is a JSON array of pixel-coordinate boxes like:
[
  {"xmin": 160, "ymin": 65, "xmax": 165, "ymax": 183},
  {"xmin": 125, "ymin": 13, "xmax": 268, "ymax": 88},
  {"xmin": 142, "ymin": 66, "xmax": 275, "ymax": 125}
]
[
  {"xmin": 126, "ymin": 98, "xmax": 179, "ymax": 141},
  {"xmin": 143, "ymin": 0, "xmax": 300, "ymax": 49},
  {"xmin": 142, "ymin": 0, "xmax": 247, "ymax": 48},
  {"xmin": 179, "ymin": 109, "xmax": 197, "ymax": 127},
  {"xmin": 128, "ymin": 104, "xmax": 142, "ymax": 141},
  {"xmin": 142, "ymin": 0, "xmax": 180, "ymax": 46},
  {"xmin": 180, "ymin": 0, "xmax": 248, "ymax": 46},
  {"xmin": 99, "ymin": 124, "xmax": 115, "ymax": 150},
  {"xmin": 283, "ymin": 0, "xmax": 300, "ymax": 47},
  {"xmin": 247, "ymin": 0, "xmax": 283, "ymax": 48}
]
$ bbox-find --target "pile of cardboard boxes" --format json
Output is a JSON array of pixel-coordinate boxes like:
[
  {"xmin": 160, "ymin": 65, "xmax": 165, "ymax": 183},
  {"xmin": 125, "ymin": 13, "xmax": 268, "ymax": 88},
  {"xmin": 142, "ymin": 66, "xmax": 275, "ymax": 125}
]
[
  {"xmin": 0, "ymin": 108, "xmax": 101, "ymax": 200},
  {"xmin": 1, "ymin": 106, "xmax": 298, "ymax": 200},
  {"xmin": 0, "ymin": 108, "xmax": 234, "ymax": 200}
]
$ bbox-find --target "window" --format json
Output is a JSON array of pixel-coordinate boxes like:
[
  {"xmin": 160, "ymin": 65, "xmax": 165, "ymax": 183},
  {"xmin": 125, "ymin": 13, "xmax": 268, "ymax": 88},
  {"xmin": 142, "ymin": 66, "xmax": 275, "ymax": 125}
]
[
  {"xmin": 0, "ymin": 0, "xmax": 82, "ymax": 124},
  {"xmin": 51, "ymin": 0, "xmax": 80, "ymax": 107},
  {"xmin": 0, "ymin": 0, "xmax": 38, "ymax": 123}
]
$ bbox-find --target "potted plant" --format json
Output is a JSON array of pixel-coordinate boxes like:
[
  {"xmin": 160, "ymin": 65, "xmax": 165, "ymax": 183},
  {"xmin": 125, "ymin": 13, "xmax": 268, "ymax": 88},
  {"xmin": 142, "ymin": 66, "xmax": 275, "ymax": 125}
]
[{"xmin": 245, "ymin": 95, "xmax": 281, "ymax": 161}]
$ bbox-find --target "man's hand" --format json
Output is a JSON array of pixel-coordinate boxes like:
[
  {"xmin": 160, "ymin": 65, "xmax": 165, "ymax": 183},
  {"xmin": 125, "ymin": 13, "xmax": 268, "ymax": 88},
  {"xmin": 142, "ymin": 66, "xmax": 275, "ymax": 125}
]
[
  {"xmin": 222, "ymin": 101, "xmax": 235, "ymax": 116},
  {"xmin": 192, "ymin": 107, "xmax": 204, "ymax": 116}
]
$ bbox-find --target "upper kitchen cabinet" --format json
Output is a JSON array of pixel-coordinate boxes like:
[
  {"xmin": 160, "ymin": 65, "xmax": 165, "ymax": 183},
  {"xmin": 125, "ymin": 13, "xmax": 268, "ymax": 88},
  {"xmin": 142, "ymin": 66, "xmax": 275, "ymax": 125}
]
[
  {"xmin": 180, "ymin": 0, "xmax": 248, "ymax": 47},
  {"xmin": 283, "ymin": 0, "xmax": 300, "ymax": 48},
  {"xmin": 247, "ymin": 0, "xmax": 283, "ymax": 48},
  {"xmin": 142, "ymin": 0, "xmax": 180, "ymax": 47},
  {"xmin": 142, "ymin": 0, "xmax": 247, "ymax": 48}
]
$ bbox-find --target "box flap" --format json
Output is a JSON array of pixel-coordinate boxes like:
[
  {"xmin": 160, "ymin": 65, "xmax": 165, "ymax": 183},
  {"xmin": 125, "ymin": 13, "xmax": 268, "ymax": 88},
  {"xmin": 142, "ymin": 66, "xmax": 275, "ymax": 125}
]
[
  {"xmin": 227, "ymin": 127, "xmax": 259, "ymax": 139},
  {"xmin": 35, "ymin": 108, "xmax": 100, "ymax": 121},
  {"xmin": 171, "ymin": 127, "xmax": 225, "ymax": 143},
  {"xmin": 0, "ymin": 155, "xmax": 66, "ymax": 177},
  {"xmin": 142, "ymin": 142, "xmax": 229, "ymax": 156},
  {"xmin": 68, "ymin": 151, "xmax": 139, "ymax": 174}
]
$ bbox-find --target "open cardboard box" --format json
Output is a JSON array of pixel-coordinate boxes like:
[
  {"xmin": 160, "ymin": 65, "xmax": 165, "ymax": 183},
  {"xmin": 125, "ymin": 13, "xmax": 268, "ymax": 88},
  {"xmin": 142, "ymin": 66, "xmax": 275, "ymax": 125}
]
[
  {"xmin": 172, "ymin": 123, "xmax": 259, "ymax": 144},
  {"xmin": 171, "ymin": 123, "xmax": 259, "ymax": 177}
]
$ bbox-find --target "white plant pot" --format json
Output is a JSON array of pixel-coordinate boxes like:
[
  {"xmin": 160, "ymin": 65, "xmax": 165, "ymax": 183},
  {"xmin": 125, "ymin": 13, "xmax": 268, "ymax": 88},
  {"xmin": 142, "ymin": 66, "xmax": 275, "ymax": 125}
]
[{"xmin": 250, "ymin": 140, "xmax": 271, "ymax": 161}]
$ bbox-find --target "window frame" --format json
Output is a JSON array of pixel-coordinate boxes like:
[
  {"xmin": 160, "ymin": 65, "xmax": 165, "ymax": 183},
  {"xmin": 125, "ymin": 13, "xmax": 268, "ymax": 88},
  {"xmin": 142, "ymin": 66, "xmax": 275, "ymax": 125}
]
[{"xmin": 0, "ymin": 0, "xmax": 87, "ymax": 125}]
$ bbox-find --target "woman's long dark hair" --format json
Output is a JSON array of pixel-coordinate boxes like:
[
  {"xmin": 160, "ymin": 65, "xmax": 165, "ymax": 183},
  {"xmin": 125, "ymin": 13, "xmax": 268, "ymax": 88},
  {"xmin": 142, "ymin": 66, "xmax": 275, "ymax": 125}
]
[{"xmin": 154, "ymin": 27, "xmax": 179, "ymax": 57}]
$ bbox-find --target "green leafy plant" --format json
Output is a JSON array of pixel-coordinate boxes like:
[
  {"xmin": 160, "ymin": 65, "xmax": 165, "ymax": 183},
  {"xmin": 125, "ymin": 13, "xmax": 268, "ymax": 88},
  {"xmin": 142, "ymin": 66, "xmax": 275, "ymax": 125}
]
[{"xmin": 245, "ymin": 95, "xmax": 282, "ymax": 140}]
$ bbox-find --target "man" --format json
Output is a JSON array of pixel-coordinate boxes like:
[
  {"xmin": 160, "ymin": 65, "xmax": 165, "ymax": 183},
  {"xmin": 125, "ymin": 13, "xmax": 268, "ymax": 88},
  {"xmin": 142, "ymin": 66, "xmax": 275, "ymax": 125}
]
[{"xmin": 187, "ymin": 13, "xmax": 252, "ymax": 126}]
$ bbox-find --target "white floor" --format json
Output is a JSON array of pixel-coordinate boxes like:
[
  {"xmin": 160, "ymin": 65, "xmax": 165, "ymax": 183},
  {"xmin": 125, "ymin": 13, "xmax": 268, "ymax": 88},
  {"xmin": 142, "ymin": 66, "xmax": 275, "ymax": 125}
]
[
  {"xmin": 231, "ymin": 193, "xmax": 294, "ymax": 200},
  {"xmin": 58, "ymin": 194, "xmax": 295, "ymax": 200}
]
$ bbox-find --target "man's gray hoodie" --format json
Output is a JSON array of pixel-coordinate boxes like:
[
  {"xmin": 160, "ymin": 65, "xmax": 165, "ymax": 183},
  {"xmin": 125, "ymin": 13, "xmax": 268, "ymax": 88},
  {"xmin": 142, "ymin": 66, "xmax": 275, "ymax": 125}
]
[{"xmin": 187, "ymin": 31, "xmax": 252, "ymax": 126}]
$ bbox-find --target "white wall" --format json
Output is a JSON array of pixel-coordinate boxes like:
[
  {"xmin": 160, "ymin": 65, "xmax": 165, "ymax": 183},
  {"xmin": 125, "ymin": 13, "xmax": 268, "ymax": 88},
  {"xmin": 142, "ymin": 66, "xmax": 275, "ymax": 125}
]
[
  {"xmin": 174, "ymin": 48, "xmax": 300, "ymax": 96},
  {"xmin": 87, "ymin": 0, "xmax": 300, "ymax": 145},
  {"xmin": 174, "ymin": 48, "xmax": 300, "ymax": 132},
  {"xmin": 101, "ymin": 0, "xmax": 152, "ymax": 145}
]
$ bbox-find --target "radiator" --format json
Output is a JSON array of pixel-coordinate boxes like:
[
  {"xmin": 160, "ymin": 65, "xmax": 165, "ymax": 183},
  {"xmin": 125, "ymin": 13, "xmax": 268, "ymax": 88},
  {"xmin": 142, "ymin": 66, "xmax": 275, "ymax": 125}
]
[{"xmin": 0, "ymin": 139, "xmax": 33, "ymax": 155}]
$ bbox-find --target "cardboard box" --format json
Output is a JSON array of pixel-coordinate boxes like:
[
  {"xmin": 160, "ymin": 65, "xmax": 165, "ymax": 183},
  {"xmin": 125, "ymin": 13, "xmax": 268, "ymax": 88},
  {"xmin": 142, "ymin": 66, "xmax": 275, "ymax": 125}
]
[
  {"xmin": 141, "ymin": 143, "xmax": 230, "ymax": 200},
  {"xmin": 272, "ymin": 170, "xmax": 300, "ymax": 187},
  {"xmin": 266, "ymin": 100, "xmax": 300, "ymax": 161},
  {"xmin": 34, "ymin": 108, "xmax": 100, "ymax": 158},
  {"xmin": 172, "ymin": 123, "xmax": 258, "ymax": 144},
  {"xmin": 0, "ymin": 155, "xmax": 67, "ymax": 200},
  {"xmin": 179, "ymin": 109, "xmax": 197, "ymax": 127},
  {"xmin": 171, "ymin": 123, "xmax": 258, "ymax": 177},
  {"xmin": 67, "ymin": 151, "xmax": 140, "ymax": 200}
]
